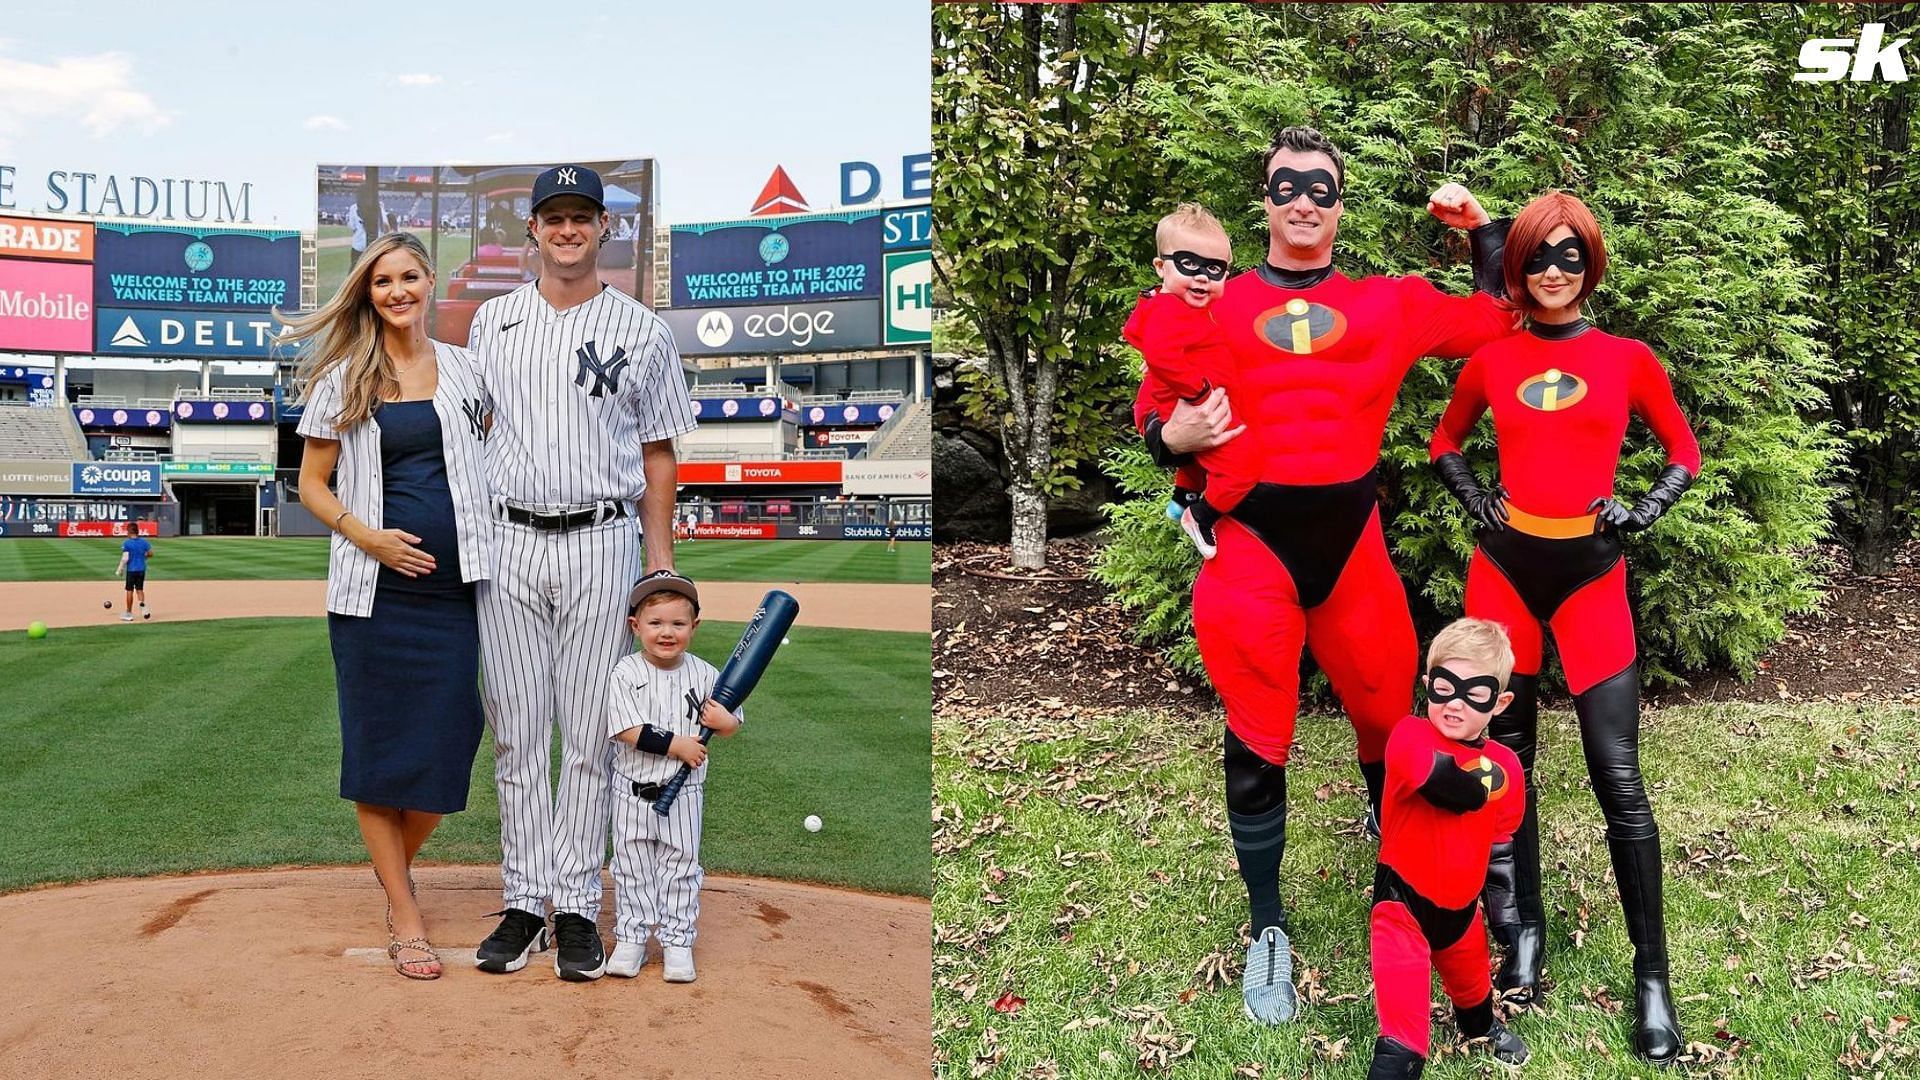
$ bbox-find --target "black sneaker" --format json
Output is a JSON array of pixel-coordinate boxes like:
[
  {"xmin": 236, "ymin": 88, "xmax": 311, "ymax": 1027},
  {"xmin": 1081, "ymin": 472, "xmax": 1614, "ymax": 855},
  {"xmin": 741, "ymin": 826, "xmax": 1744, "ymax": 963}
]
[
  {"xmin": 475, "ymin": 908, "xmax": 549, "ymax": 974},
  {"xmin": 552, "ymin": 912, "xmax": 606, "ymax": 981}
]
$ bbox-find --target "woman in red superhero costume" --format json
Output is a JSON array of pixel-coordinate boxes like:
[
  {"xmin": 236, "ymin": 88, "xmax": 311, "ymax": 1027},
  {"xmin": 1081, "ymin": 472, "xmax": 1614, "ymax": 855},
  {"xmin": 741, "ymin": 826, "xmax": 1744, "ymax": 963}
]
[
  {"xmin": 1429, "ymin": 191, "xmax": 1699, "ymax": 1064},
  {"xmin": 1132, "ymin": 126, "xmax": 1516, "ymax": 1024}
]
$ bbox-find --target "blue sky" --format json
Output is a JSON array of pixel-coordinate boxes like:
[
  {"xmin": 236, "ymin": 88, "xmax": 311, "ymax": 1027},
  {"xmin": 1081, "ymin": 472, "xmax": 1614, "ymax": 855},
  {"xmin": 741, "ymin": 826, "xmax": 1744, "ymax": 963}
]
[{"xmin": 0, "ymin": 0, "xmax": 930, "ymax": 227}]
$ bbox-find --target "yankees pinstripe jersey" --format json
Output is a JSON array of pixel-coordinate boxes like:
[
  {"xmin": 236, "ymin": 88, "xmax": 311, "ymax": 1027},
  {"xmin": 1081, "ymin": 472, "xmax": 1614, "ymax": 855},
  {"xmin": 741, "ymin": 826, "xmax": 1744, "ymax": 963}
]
[
  {"xmin": 297, "ymin": 340, "xmax": 496, "ymax": 617},
  {"xmin": 606, "ymin": 651, "xmax": 741, "ymax": 786},
  {"xmin": 471, "ymin": 282, "xmax": 697, "ymax": 505}
]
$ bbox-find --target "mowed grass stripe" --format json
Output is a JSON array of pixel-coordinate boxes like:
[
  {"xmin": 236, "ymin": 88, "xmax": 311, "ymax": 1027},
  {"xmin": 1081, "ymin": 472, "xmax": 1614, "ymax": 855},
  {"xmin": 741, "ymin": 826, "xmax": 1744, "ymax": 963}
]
[
  {"xmin": 0, "ymin": 617, "xmax": 930, "ymax": 896},
  {"xmin": 0, "ymin": 537, "xmax": 929, "ymax": 584}
]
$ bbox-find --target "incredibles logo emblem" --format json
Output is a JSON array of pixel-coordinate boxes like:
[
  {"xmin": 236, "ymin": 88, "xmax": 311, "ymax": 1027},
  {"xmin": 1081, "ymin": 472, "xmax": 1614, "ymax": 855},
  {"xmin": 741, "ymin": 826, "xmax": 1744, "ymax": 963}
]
[
  {"xmin": 1467, "ymin": 755, "xmax": 1510, "ymax": 800},
  {"xmin": 1257, "ymin": 297, "xmax": 1348, "ymax": 355},
  {"xmin": 1518, "ymin": 368, "xmax": 1588, "ymax": 411}
]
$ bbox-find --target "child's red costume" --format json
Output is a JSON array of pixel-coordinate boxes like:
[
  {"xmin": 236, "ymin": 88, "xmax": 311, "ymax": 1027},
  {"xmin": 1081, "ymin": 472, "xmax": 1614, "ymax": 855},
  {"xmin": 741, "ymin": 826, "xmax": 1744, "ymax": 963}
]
[{"xmin": 1369, "ymin": 714, "xmax": 1525, "ymax": 1075}]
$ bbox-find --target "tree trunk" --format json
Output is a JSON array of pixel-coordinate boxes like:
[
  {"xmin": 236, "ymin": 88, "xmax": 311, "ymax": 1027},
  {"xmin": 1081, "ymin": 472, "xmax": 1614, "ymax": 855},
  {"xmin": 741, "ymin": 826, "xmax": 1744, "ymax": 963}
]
[{"xmin": 1009, "ymin": 480, "xmax": 1048, "ymax": 569}]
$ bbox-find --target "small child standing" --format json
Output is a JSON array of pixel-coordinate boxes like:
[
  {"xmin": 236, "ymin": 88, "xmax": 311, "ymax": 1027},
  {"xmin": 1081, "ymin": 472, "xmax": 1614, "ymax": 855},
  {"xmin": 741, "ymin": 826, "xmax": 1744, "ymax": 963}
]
[
  {"xmin": 604, "ymin": 571, "xmax": 741, "ymax": 983},
  {"xmin": 1369, "ymin": 618, "xmax": 1531, "ymax": 1077},
  {"xmin": 116, "ymin": 519, "xmax": 153, "ymax": 621},
  {"xmin": 1121, "ymin": 203, "xmax": 1262, "ymax": 559}
]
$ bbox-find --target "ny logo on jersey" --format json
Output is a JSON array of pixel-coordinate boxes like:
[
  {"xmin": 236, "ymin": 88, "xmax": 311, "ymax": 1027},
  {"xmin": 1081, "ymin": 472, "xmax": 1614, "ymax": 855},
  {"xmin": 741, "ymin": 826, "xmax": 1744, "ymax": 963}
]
[
  {"xmin": 574, "ymin": 340, "xmax": 630, "ymax": 398},
  {"xmin": 684, "ymin": 688, "xmax": 704, "ymax": 729},
  {"xmin": 462, "ymin": 397, "xmax": 487, "ymax": 440}
]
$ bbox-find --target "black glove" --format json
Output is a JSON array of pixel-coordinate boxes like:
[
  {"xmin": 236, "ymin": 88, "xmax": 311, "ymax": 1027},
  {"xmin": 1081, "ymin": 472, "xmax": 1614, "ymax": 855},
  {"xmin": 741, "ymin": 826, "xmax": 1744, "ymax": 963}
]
[
  {"xmin": 1142, "ymin": 416, "xmax": 1194, "ymax": 469},
  {"xmin": 1433, "ymin": 452, "xmax": 1509, "ymax": 531},
  {"xmin": 1418, "ymin": 750, "xmax": 1491, "ymax": 814},
  {"xmin": 1469, "ymin": 217, "xmax": 1512, "ymax": 299},
  {"xmin": 1589, "ymin": 463, "xmax": 1694, "ymax": 533}
]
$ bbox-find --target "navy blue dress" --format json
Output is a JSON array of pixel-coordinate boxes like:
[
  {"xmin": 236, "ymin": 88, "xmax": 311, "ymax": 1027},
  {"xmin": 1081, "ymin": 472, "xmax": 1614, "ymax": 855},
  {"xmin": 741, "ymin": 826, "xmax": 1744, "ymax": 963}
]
[{"xmin": 327, "ymin": 399, "xmax": 482, "ymax": 814}]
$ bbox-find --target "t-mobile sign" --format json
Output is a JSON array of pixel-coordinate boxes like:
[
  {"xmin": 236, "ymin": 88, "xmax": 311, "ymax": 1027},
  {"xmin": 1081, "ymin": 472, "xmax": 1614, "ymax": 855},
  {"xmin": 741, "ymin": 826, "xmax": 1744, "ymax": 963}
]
[{"xmin": 0, "ymin": 258, "xmax": 92, "ymax": 352}]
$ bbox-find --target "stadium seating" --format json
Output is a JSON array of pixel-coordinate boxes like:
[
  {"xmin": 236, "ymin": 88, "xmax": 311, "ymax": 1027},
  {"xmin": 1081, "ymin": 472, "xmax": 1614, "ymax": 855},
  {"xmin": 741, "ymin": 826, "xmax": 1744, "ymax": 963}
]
[
  {"xmin": 863, "ymin": 399, "xmax": 931, "ymax": 460},
  {"xmin": 0, "ymin": 402, "xmax": 89, "ymax": 460}
]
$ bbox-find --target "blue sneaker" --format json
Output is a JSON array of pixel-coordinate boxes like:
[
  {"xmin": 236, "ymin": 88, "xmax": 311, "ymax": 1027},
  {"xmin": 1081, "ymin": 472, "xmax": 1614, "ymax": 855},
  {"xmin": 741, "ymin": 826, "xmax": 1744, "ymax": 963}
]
[{"xmin": 1242, "ymin": 925, "xmax": 1298, "ymax": 1024}]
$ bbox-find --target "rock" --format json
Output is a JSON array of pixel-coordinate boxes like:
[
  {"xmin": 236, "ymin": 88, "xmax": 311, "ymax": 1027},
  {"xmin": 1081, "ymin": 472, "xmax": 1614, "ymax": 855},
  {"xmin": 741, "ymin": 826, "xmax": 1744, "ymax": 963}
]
[{"xmin": 934, "ymin": 430, "xmax": 1009, "ymax": 542}]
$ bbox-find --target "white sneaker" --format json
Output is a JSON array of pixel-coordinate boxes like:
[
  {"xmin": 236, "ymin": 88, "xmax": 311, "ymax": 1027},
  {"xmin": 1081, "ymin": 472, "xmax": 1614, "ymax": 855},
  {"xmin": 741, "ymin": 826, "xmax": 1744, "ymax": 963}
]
[
  {"xmin": 662, "ymin": 944, "xmax": 695, "ymax": 983},
  {"xmin": 119, "ymin": 613, "xmax": 134, "ymax": 622},
  {"xmin": 606, "ymin": 940, "xmax": 650, "ymax": 978}
]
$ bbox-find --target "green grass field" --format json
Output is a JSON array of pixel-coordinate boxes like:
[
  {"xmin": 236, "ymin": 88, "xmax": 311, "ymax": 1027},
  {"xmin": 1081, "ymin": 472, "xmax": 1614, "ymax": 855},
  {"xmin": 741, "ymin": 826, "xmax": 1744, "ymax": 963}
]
[
  {"xmin": 934, "ymin": 701, "xmax": 1920, "ymax": 1078},
  {"xmin": 0, "ymin": 617, "xmax": 930, "ymax": 896},
  {"xmin": 0, "ymin": 537, "xmax": 931, "ymax": 584},
  {"xmin": 316, "ymin": 225, "xmax": 473, "ymax": 303}
]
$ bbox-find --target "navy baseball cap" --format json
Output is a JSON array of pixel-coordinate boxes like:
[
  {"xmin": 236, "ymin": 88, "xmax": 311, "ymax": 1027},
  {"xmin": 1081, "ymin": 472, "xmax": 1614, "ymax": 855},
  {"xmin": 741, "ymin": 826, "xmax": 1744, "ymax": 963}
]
[{"xmin": 530, "ymin": 164, "xmax": 605, "ymax": 213}]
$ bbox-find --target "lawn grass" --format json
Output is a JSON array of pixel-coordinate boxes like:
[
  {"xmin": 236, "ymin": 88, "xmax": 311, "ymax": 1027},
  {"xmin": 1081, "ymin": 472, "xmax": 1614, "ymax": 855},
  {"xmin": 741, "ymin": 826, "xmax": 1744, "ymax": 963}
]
[
  {"xmin": 0, "ymin": 537, "xmax": 930, "ymax": 585},
  {"xmin": 0, "ymin": 617, "xmax": 930, "ymax": 896},
  {"xmin": 933, "ymin": 700, "xmax": 1920, "ymax": 1078}
]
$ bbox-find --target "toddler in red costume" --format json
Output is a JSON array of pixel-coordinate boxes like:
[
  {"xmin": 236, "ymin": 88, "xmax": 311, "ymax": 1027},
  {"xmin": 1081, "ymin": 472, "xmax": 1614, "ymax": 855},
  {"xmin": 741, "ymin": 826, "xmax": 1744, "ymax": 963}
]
[
  {"xmin": 1369, "ymin": 617, "xmax": 1530, "ymax": 1078},
  {"xmin": 1120, "ymin": 203, "xmax": 1261, "ymax": 558}
]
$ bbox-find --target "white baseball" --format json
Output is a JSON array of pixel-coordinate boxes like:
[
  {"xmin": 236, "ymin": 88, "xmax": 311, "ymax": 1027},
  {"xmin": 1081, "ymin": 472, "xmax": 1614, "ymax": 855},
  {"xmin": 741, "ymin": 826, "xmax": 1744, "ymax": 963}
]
[
  {"xmin": 782, "ymin": 636, "xmax": 791, "ymax": 645},
  {"xmin": 804, "ymin": 814, "xmax": 822, "ymax": 832}
]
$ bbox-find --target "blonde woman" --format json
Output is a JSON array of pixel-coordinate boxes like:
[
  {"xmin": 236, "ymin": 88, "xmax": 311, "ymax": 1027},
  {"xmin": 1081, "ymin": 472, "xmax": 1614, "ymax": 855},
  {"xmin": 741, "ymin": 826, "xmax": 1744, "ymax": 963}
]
[{"xmin": 284, "ymin": 232, "xmax": 495, "ymax": 980}]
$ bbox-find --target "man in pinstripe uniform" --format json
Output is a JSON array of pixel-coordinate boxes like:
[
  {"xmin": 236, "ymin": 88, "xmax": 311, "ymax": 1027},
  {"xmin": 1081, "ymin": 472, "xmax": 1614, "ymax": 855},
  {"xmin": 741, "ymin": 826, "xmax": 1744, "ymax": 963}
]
[
  {"xmin": 471, "ymin": 164, "xmax": 698, "ymax": 980},
  {"xmin": 604, "ymin": 572, "xmax": 741, "ymax": 982}
]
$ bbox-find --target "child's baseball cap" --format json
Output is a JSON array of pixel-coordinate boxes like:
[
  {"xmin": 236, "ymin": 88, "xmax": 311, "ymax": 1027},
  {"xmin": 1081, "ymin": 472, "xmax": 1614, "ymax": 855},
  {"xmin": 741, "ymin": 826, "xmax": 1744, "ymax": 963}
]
[{"xmin": 628, "ymin": 570, "xmax": 700, "ymax": 615}]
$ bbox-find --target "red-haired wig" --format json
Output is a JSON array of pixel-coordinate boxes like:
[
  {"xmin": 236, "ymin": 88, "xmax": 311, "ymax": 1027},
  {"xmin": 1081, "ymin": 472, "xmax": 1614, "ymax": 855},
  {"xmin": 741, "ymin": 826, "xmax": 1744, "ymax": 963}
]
[{"xmin": 1504, "ymin": 191, "xmax": 1607, "ymax": 317}]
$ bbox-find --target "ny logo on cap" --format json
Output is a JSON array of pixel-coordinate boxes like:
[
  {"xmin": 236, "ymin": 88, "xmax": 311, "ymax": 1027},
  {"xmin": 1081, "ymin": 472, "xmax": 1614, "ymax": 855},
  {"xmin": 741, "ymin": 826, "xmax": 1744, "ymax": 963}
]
[
  {"xmin": 574, "ymin": 339, "xmax": 630, "ymax": 398},
  {"xmin": 558, "ymin": 167, "xmax": 578, "ymax": 186}
]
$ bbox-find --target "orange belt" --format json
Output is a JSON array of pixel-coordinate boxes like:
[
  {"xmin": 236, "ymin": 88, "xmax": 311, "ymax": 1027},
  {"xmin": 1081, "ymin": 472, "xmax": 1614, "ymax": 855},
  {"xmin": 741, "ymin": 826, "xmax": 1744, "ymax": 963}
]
[{"xmin": 1503, "ymin": 503, "xmax": 1600, "ymax": 540}]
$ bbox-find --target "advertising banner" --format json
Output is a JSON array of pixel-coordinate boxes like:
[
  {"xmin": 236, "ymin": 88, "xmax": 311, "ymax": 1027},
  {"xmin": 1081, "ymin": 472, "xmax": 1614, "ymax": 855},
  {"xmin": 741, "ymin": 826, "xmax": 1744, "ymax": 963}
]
[
  {"xmin": 75, "ymin": 405, "xmax": 171, "ymax": 429},
  {"xmin": 690, "ymin": 522, "xmax": 778, "ymax": 539},
  {"xmin": 798, "ymin": 400, "xmax": 900, "ymax": 427},
  {"xmin": 171, "ymin": 399, "xmax": 275, "ymax": 423},
  {"xmin": 884, "ymin": 249, "xmax": 932, "ymax": 345},
  {"xmin": 162, "ymin": 460, "xmax": 274, "ymax": 475},
  {"xmin": 93, "ymin": 224, "xmax": 299, "ymax": 312},
  {"xmin": 95, "ymin": 308, "xmax": 282, "ymax": 359},
  {"xmin": 841, "ymin": 459, "xmax": 933, "ymax": 496},
  {"xmin": 0, "ymin": 215, "xmax": 93, "ymax": 262},
  {"xmin": 316, "ymin": 159, "xmax": 656, "ymax": 348},
  {"xmin": 661, "ymin": 300, "xmax": 882, "ymax": 357},
  {"xmin": 676, "ymin": 461, "xmax": 844, "ymax": 485},
  {"xmin": 71, "ymin": 462, "xmax": 163, "ymax": 496},
  {"xmin": 0, "ymin": 258, "xmax": 92, "ymax": 352},
  {"xmin": 688, "ymin": 396, "xmax": 796, "ymax": 423},
  {"xmin": 0, "ymin": 460, "xmax": 73, "ymax": 494},
  {"xmin": 881, "ymin": 203, "xmax": 931, "ymax": 251},
  {"xmin": 670, "ymin": 209, "xmax": 882, "ymax": 308}
]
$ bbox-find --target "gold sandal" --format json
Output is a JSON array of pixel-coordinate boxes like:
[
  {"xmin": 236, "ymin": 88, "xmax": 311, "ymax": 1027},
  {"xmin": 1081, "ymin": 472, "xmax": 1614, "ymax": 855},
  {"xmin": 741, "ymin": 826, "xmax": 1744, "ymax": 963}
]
[{"xmin": 388, "ymin": 936, "xmax": 442, "ymax": 980}]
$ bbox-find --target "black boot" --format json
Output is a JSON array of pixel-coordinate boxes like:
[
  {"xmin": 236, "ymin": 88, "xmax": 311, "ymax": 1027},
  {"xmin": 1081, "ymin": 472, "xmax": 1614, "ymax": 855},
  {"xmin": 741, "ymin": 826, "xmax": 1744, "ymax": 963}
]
[
  {"xmin": 1485, "ymin": 672, "xmax": 1544, "ymax": 1002},
  {"xmin": 1455, "ymin": 995, "xmax": 1531, "ymax": 1066},
  {"xmin": 1358, "ymin": 758, "xmax": 1386, "ymax": 839},
  {"xmin": 1366, "ymin": 1036, "xmax": 1425, "ymax": 1079},
  {"xmin": 1610, "ymin": 834, "xmax": 1683, "ymax": 1065}
]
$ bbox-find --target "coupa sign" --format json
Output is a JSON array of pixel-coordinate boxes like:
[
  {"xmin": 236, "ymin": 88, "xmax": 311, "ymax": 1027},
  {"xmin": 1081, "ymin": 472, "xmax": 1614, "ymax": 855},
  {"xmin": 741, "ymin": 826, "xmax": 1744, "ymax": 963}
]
[
  {"xmin": 72, "ymin": 462, "xmax": 162, "ymax": 496},
  {"xmin": 1796, "ymin": 22, "xmax": 1911, "ymax": 82}
]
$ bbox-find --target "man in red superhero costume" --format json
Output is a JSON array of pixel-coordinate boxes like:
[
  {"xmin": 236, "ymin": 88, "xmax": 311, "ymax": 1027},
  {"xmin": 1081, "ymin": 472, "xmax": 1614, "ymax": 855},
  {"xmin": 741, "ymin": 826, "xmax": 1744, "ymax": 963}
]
[
  {"xmin": 1132, "ymin": 126, "xmax": 1516, "ymax": 1023},
  {"xmin": 1429, "ymin": 191, "xmax": 1698, "ymax": 1063},
  {"xmin": 1369, "ymin": 618, "xmax": 1530, "ymax": 1078}
]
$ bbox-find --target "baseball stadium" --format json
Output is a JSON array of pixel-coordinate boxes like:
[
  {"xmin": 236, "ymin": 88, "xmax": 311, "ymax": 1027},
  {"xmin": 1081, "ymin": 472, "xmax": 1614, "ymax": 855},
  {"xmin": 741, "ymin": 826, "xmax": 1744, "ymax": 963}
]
[{"xmin": 0, "ymin": 155, "xmax": 933, "ymax": 1077}]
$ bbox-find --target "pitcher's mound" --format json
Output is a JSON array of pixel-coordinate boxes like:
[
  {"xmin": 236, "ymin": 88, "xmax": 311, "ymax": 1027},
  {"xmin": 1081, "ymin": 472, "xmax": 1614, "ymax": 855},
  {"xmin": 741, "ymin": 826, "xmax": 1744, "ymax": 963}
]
[{"xmin": 0, "ymin": 865, "xmax": 930, "ymax": 1079}]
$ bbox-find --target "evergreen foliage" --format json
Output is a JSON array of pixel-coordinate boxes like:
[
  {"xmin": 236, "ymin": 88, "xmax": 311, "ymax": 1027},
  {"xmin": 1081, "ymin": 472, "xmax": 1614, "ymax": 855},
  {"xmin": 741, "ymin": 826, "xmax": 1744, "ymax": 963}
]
[{"xmin": 1088, "ymin": 3, "xmax": 1845, "ymax": 684}]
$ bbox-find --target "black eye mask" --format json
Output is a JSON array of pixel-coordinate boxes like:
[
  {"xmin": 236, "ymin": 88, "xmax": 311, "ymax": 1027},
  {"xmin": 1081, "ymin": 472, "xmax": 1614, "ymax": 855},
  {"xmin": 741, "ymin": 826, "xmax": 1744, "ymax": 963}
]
[
  {"xmin": 1427, "ymin": 665, "xmax": 1502, "ymax": 713},
  {"xmin": 1266, "ymin": 167, "xmax": 1341, "ymax": 209},
  {"xmin": 1524, "ymin": 236, "xmax": 1588, "ymax": 276},
  {"xmin": 1160, "ymin": 249, "xmax": 1230, "ymax": 282}
]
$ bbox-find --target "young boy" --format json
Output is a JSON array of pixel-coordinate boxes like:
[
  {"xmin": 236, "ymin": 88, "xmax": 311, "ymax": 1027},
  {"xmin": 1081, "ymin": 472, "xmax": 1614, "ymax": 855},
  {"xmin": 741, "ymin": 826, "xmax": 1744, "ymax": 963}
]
[
  {"xmin": 116, "ymin": 519, "xmax": 152, "ymax": 621},
  {"xmin": 604, "ymin": 571, "xmax": 742, "ymax": 983},
  {"xmin": 1121, "ymin": 203, "xmax": 1261, "ymax": 559},
  {"xmin": 1369, "ymin": 618, "xmax": 1531, "ymax": 1077}
]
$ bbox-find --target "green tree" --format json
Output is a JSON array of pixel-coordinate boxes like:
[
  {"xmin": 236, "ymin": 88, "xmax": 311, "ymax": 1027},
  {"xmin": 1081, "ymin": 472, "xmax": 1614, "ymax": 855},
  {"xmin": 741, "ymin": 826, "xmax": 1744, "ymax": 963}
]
[
  {"xmin": 1765, "ymin": 1, "xmax": 1920, "ymax": 573},
  {"xmin": 1092, "ymin": 3, "xmax": 1842, "ymax": 684},
  {"xmin": 931, "ymin": 3, "xmax": 1189, "ymax": 567}
]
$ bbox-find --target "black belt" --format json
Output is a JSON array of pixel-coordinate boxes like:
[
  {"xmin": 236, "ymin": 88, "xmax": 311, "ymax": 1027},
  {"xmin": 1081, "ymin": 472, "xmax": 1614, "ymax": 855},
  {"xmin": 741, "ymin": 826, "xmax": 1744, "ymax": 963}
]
[
  {"xmin": 631, "ymin": 781, "xmax": 666, "ymax": 801},
  {"xmin": 500, "ymin": 501, "xmax": 628, "ymax": 531}
]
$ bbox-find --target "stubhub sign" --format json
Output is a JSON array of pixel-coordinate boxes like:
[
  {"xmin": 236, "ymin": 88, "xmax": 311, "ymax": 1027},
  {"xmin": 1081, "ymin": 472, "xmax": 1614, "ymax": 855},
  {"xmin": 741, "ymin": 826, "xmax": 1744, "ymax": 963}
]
[{"xmin": 95, "ymin": 307, "xmax": 283, "ymax": 358}]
